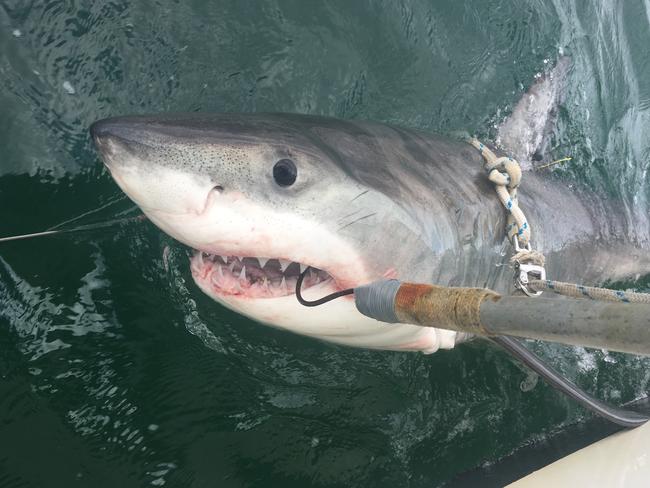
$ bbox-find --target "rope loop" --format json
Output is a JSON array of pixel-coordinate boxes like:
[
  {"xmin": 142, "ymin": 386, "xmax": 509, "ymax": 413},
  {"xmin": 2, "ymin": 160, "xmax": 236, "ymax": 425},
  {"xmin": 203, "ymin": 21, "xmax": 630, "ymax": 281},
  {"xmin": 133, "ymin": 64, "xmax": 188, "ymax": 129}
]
[
  {"xmin": 467, "ymin": 138, "xmax": 530, "ymax": 247},
  {"xmin": 466, "ymin": 138, "xmax": 650, "ymax": 305}
]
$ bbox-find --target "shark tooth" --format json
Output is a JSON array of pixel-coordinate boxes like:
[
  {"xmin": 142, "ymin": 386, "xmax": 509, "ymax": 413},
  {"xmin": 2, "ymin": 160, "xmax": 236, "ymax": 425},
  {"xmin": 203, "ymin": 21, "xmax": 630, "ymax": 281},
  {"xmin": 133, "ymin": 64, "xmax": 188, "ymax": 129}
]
[
  {"xmin": 299, "ymin": 263, "xmax": 307, "ymax": 274},
  {"xmin": 280, "ymin": 276, "xmax": 287, "ymax": 293},
  {"xmin": 279, "ymin": 259, "xmax": 291, "ymax": 273},
  {"xmin": 258, "ymin": 257, "xmax": 269, "ymax": 268},
  {"xmin": 239, "ymin": 266, "xmax": 247, "ymax": 280}
]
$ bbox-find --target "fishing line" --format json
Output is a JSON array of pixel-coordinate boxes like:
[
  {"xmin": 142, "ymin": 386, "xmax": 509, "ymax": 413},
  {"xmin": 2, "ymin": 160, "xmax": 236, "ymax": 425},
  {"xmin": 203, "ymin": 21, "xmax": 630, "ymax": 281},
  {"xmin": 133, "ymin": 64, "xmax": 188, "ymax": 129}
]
[
  {"xmin": 47, "ymin": 194, "xmax": 129, "ymax": 230},
  {"xmin": 0, "ymin": 215, "xmax": 146, "ymax": 243},
  {"xmin": 295, "ymin": 267, "xmax": 353, "ymax": 306}
]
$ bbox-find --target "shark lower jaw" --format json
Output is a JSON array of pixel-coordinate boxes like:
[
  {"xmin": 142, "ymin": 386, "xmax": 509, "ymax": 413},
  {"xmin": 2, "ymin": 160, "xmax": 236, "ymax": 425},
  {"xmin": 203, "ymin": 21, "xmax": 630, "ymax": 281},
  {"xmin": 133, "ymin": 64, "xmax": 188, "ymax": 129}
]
[{"xmin": 189, "ymin": 250, "xmax": 350, "ymax": 301}]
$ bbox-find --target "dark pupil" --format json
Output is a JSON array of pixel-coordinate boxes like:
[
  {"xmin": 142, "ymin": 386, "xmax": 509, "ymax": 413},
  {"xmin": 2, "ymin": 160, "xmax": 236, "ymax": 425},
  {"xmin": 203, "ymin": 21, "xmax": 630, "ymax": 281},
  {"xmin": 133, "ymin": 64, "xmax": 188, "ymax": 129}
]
[{"xmin": 273, "ymin": 159, "xmax": 297, "ymax": 187}]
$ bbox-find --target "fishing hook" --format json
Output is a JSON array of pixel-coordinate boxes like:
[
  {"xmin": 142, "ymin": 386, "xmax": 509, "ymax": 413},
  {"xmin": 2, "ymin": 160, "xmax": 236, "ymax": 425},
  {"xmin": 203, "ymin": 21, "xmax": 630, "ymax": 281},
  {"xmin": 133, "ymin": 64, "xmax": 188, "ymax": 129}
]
[{"xmin": 295, "ymin": 267, "xmax": 353, "ymax": 306}]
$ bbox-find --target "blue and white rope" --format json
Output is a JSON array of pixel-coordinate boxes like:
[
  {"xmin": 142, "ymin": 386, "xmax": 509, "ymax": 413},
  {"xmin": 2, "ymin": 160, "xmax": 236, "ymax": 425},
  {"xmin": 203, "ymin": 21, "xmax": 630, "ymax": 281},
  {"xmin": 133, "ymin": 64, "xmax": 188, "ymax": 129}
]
[
  {"xmin": 467, "ymin": 138, "xmax": 650, "ymax": 304},
  {"xmin": 467, "ymin": 138, "xmax": 531, "ymax": 247},
  {"xmin": 530, "ymin": 279, "xmax": 650, "ymax": 304}
]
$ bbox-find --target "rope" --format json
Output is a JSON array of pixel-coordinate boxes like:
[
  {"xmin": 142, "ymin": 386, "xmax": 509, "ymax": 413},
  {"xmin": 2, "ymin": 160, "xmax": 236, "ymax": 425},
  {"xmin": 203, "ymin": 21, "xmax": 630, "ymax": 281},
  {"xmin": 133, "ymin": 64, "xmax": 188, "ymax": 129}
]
[
  {"xmin": 467, "ymin": 138, "xmax": 650, "ymax": 305},
  {"xmin": 467, "ymin": 138, "xmax": 531, "ymax": 247},
  {"xmin": 529, "ymin": 279, "xmax": 650, "ymax": 304},
  {"xmin": 511, "ymin": 249, "xmax": 545, "ymax": 267}
]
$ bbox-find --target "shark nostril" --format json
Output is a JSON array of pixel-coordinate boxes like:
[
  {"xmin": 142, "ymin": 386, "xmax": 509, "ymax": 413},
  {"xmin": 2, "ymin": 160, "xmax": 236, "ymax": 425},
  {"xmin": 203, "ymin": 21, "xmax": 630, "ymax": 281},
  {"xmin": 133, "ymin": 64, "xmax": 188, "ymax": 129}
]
[{"xmin": 199, "ymin": 185, "xmax": 224, "ymax": 215}]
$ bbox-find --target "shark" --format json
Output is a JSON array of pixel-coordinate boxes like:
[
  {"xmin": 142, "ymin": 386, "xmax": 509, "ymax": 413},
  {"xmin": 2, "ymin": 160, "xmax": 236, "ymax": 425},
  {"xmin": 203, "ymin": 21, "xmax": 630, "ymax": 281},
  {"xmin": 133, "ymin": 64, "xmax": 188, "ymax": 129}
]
[{"xmin": 90, "ymin": 69, "xmax": 650, "ymax": 354}]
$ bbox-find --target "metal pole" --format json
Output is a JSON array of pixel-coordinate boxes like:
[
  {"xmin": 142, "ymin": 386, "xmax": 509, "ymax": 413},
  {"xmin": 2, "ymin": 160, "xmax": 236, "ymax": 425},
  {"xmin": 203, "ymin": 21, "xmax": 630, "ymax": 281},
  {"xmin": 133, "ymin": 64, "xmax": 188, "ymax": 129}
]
[{"xmin": 480, "ymin": 296, "xmax": 650, "ymax": 356}]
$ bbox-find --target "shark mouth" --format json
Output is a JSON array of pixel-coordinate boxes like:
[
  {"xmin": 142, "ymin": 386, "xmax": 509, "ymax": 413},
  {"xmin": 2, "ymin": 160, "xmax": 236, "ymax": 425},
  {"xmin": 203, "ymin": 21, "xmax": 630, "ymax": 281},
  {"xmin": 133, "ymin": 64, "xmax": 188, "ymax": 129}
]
[{"xmin": 189, "ymin": 252, "xmax": 335, "ymax": 299}]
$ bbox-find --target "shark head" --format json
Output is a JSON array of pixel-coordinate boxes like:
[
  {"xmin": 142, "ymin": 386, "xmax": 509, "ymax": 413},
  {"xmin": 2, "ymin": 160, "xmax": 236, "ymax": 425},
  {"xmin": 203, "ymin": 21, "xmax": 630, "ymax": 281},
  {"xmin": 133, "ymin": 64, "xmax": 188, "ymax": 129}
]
[{"xmin": 91, "ymin": 113, "xmax": 453, "ymax": 352}]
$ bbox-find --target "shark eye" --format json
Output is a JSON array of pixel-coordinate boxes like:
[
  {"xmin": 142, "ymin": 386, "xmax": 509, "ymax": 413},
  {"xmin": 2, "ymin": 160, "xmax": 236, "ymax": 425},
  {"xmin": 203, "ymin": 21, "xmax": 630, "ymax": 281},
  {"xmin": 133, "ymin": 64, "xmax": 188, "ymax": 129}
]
[{"xmin": 273, "ymin": 159, "xmax": 297, "ymax": 187}]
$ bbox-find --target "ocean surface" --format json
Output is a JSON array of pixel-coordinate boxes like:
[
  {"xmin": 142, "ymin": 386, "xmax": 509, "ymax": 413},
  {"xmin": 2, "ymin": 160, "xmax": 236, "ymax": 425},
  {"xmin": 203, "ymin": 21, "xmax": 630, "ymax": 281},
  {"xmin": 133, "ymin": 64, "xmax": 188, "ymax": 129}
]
[{"xmin": 1, "ymin": 1, "xmax": 650, "ymax": 486}]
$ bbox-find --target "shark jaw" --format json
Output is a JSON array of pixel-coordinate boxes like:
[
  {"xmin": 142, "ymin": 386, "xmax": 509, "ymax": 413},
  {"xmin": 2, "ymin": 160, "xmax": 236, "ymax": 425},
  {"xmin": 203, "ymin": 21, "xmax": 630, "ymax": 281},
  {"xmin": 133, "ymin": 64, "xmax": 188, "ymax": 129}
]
[
  {"xmin": 190, "ymin": 254, "xmax": 332, "ymax": 299},
  {"xmin": 187, "ymin": 248, "xmax": 450, "ymax": 353},
  {"xmin": 158, "ymin": 205, "xmax": 450, "ymax": 353}
]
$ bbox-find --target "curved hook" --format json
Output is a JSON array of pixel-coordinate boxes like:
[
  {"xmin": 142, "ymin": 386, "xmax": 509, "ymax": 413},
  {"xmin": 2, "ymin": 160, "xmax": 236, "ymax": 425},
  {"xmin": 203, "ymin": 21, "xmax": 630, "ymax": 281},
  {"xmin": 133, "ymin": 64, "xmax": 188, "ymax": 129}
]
[{"xmin": 295, "ymin": 267, "xmax": 353, "ymax": 307}]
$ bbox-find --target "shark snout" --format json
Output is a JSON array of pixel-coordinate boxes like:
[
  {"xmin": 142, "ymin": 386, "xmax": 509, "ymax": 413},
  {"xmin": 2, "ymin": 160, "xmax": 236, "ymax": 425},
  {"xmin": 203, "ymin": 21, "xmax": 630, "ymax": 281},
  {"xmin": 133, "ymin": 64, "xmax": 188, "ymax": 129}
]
[
  {"xmin": 90, "ymin": 116, "xmax": 218, "ymax": 219},
  {"xmin": 90, "ymin": 116, "xmax": 154, "ymax": 142},
  {"xmin": 90, "ymin": 117, "xmax": 156, "ymax": 170},
  {"xmin": 89, "ymin": 117, "xmax": 119, "ymax": 143}
]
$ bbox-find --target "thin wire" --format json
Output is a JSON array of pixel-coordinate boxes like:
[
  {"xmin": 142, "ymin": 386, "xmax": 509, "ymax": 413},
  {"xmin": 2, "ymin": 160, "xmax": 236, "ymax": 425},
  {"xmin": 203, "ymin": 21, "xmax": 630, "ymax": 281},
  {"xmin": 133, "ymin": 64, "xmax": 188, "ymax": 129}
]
[
  {"xmin": 295, "ymin": 267, "xmax": 354, "ymax": 306},
  {"xmin": 0, "ymin": 215, "xmax": 146, "ymax": 243},
  {"xmin": 0, "ymin": 229, "xmax": 62, "ymax": 242},
  {"xmin": 47, "ymin": 194, "xmax": 128, "ymax": 230}
]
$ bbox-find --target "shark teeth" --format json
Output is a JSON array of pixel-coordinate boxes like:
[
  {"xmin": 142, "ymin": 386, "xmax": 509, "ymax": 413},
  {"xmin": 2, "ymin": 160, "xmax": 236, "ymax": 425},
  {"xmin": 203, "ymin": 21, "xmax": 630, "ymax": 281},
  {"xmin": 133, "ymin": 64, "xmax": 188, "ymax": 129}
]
[
  {"xmin": 193, "ymin": 251, "xmax": 333, "ymax": 298},
  {"xmin": 279, "ymin": 259, "xmax": 291, "ymax": 273}
]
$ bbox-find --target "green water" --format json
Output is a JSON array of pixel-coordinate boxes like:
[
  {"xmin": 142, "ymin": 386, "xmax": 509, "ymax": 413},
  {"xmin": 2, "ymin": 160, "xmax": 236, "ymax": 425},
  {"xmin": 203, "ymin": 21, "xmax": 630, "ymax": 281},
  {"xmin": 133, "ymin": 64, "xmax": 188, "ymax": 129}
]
[{"xmin": 1, "ymin": 1, "xmax": 650, "ymax": 486}]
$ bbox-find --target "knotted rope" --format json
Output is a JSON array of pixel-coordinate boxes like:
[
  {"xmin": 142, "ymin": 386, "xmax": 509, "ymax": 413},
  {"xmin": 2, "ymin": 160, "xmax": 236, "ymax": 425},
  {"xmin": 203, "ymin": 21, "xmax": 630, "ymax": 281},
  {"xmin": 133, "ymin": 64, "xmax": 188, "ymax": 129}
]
[
  {"xmin": 468, "ymin": 137, "xmax": 650, "ymax": 304},
  {"xmin": 467, "ymin": 138, "xmax": 531, "ymax": 248}
]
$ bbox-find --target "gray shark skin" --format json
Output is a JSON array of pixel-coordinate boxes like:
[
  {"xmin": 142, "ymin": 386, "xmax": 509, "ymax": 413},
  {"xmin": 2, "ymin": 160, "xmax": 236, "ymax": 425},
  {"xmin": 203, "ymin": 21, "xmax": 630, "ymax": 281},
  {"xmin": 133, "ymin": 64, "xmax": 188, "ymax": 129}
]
[
  {"xmin": 90, "ymin": 112, "xmax": 650, "ymax": 353},
  {"xmin": 497, "ymin": 56, "xmax": 572, "ymax": 167}
]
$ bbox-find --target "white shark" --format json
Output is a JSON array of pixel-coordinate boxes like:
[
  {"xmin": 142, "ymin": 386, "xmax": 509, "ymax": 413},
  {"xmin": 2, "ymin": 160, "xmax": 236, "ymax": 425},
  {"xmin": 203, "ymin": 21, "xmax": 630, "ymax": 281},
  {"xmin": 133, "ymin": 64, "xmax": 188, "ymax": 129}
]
[{"xmin": 90, "ymin": 64, "xmax": 650, "ymax": 353}]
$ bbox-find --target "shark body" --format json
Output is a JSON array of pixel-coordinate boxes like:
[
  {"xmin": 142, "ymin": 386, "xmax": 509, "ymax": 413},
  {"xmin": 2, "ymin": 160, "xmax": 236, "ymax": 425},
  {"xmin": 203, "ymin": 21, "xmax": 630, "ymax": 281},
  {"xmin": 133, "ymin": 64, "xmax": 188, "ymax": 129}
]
[{"xmin": 90, "ymin": 111, "xmax": 650, "ymax": 353}]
